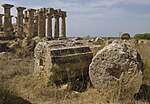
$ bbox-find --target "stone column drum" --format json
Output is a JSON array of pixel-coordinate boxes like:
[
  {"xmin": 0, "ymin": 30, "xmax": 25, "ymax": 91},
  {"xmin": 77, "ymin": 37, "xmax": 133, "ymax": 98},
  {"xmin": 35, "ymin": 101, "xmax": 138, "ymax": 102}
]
[
  {"xmin": 38, "ymin": 9, "xmax": 45, "ymax": 38},
  {"xmin": 0, "ymin": 14, "xmax": 4, "ymax": 29},
  {"xmin": 28, "ymin": 9, "xmax": 36, "ymax": 37},
  {"xmin": 16, "ymin": 7, "xmax": 26, "ymax": 37},
  {"xmin": 61, "ymin": 12, "xmax": 67, "ymax": 38},
  {"xmin": 2, "ymin": 4, "xmax": 14, "ymax": 36},
  {"xmin": 54, "ymin": 12, "xmax": 60, "ymax": 39}
]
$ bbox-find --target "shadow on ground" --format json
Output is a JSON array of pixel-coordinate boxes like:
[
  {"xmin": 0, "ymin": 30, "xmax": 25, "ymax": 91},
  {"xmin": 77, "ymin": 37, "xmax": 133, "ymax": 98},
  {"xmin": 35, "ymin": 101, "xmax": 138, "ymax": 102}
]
[
  {"xmin": 0, "ymin": 95, "xmax": 31, "ymax": 104},
  {"xmin": 134, "ymin": 84, "xmax": 150, "ymax": 103}
]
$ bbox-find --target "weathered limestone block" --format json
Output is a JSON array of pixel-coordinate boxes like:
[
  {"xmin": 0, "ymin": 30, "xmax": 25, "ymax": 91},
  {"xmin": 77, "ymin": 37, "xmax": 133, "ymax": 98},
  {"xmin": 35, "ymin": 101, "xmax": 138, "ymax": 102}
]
[
  {"xmin": 89, "ymin": 40, "xmax": 143, "ymax": 104},
  {"xmin": 34, "ymin": 40, "xmax": 93, "ymax": 85}
]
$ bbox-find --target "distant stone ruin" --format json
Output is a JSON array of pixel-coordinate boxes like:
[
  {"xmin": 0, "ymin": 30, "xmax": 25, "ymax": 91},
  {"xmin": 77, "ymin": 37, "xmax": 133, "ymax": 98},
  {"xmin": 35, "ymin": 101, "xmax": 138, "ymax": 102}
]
[{"xmin": 0, "ymin": 4, "xmax": 67, "ymax": 39}]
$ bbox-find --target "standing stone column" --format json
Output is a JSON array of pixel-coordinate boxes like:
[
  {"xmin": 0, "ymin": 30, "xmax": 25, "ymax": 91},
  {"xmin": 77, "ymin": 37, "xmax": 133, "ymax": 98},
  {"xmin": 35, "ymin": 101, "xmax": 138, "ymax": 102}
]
[
  {"xmin": 16, "ymin": 7, "xmax": 26, "ymax": 38},
  {"xmin": 38, "ymin": 9, "xmax": 45, "ymax": 38},
  {"xmin": 2, "ymin": 4, "xmax": 14, "ymax": 36},
  {"xmin": 47, "ymin": 14, "xmax": 53, "ymax": 38},
  {"xmin": 42, "ymin": 8, "xmax": 46, "ymax": 36},
  {"xmin": 34, "ymin": 13, "xmax": 38, "ymax": 36},
  {"xmin": 61, "ymin": 12, "xmax": 67, "ymax": 38},
  {"xmin": 54, "ymin": 12, "xmax": 60, "ymax": 39},
  {"xmin": 24, "ymin": 10, "xmax": 28, "ymax": 23},
  {"xmin": 28, "ymin": 9, "xmax": 36, "ymax": 37},
  {"xmin": 47, "ymin": 8, "xmax": 54, "ymax": 39},
  {"xmin": 10, "ymin": 15, "xmax": 14, "ymax": 32},
  {"xmin": 0, "ymin": 14, "xmax": 4, "ymax": 30}
]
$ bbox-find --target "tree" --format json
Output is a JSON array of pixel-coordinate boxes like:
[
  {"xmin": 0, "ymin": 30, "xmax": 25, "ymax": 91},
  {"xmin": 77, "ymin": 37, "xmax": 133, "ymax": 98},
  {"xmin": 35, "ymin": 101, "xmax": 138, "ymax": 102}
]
[
  {"xmin": 134, "ymin": 33, "xmax": 150, "ymax": 40},
  {"xmin": 121, "ymin": 33, "xmax": 130, "ymax": 39}
]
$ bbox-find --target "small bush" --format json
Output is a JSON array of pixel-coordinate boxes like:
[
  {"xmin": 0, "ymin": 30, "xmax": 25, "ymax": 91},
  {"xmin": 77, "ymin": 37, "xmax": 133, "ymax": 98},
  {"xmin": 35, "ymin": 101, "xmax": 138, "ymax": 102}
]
[
  {"xmin": 121, "ymin": 33, "xmax": 130, "ymax": 39},
  {"xmin": 134, "ymin": 33, "xmax": 150, "ymax": 40}
]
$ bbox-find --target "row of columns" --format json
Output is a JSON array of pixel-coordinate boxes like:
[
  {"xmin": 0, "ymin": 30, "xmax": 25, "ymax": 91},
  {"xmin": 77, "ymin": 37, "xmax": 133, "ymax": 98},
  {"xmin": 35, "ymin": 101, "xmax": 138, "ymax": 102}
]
[
  {"xmin": 0, "ymin": 4, "xmax": 67, "ymax": 39},
  {"xmin": 35, "ymin": 8, "xmax": 67, "ymax": 39}
]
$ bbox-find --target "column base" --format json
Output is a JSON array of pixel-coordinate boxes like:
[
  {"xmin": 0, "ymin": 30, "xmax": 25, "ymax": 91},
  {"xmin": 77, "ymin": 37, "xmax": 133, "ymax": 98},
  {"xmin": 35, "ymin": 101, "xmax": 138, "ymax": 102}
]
[
  {"xmin": 58, "ymin": 36, "xmax": 67, "ymax": 40},
  {"xmin": 47, "ymin": 37, "xmax": 53, "ymax": 41},
  {"xmin": 4, "ymin": 31, "xmax": 14, "ymax": 37}
]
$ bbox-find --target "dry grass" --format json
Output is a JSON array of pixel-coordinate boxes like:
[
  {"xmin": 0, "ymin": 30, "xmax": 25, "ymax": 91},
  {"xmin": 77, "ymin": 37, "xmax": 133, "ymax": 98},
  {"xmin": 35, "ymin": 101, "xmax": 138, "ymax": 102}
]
[
  {"xmin": 135, "ymin": 40, "xmax": 150, "ymax": 80},
  {"xmin": 0, "ymin": 40, "xmax": 150, "ymax": 104}
]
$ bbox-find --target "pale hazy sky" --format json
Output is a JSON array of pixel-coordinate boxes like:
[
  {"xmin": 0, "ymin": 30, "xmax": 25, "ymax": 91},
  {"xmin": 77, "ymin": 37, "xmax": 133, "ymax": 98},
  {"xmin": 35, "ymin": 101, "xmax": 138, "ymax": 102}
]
[{"xmin": 0, "ymin": 0, "xmax": 150, "ymax": 37}]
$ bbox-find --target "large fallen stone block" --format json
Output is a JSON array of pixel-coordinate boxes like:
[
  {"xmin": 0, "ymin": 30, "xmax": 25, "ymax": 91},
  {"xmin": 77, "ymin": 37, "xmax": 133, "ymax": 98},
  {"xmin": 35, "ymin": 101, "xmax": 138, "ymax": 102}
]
[
  {"xmin": 34, "ymin": 40, "xmax": 93, "ymax": 85},
  {"xmin": 89, "ymin": 40, "xmax": 144, "ymax": 104}
]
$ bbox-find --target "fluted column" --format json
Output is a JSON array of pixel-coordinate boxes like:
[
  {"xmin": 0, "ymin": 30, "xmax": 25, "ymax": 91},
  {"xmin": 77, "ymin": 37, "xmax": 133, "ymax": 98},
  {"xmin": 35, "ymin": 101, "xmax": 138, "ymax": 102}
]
[
  {"xmin": 47, "ymin": 8, "xmax": 54, "ymax": 39},
  {"xmin": 16, "ymin": 7, "xmax": 26, "ymax": 37},
  {"xmin": 54, "ymin": 13, "xmax": 60, "ymax": 39},
  {"xmin": 0, "ymin": 14, "xmax": 4, "ymax": 29},
  {"xmin": 24, "ymin": 10, "xmax": 28, "ymax": 23},
  {"xmin": 61, "ymin": 12, "xmax": 67, "ymax": 38},
  {"xmin": 34, "ymin": 13, "xmax": 38, "ymax": 36},
  {"xmin": 28, "ymin": 9, "xmax": 36, "ymax": 37},
  {"xmin": 10, "ymin": 15, "xmax": 14, "ymax": 33},
  {"xmin": 47, "ymin": 14, "xmax": 52, "ymax": 38},
  {"xmin": 42, "ymin": 8, "xmax": 46, "ymax": 36},
  {"xmin": 38, "ymin": 9, "xmax": 45, "ymax": 38},
  {"xmin": 2, "ymin": 4, "xmax": 14, "ymax": 36}
]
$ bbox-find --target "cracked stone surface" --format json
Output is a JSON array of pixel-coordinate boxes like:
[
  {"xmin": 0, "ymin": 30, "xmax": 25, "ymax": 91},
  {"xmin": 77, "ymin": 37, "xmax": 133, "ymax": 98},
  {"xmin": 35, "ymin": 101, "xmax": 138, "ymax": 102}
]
[{"xmin": 89, "ymin": 40, "xmax": 144, "ymax": 104}]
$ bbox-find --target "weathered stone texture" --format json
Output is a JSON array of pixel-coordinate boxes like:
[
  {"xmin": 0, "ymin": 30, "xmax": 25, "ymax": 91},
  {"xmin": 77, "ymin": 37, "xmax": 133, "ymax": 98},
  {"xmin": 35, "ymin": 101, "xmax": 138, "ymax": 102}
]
[
  {"xmin": 47, "ymin": 8, "xmax": 54, "ymax": 39},
  {"xmin": 89, "ymin": 40, "xmax": 144, "ymax": 104},
  {"xmin": 2, "ymin": 4, "xmax": 14, "ymax": 36},
  {"xmin": 38, "ymin": 9, "xmax": 45, "ymax": 38},
  {"xmin": 61, "ymin": 11, "xmax": 67, "ymax": 38},
  {"xmin": 16, "ymin": 7, "xmax": 26, "ymax": 37},
  {"xmin": 0, "ymin": 14, "xmax": 4, "ymax": 29},
  {"xmin": 34, "ymin": 40, "xmax": 93, "ymax": 85},
  {"xmin": 0, "ymin": 4, "xmax": 67, "ymax": 39},
  {"xmin": 54, "ymin": 10, "xmax": 60, "ymax": 39},
  {"xmin": 34, "ymin": 14, "xmax": 38, "ymax": 36},
  {"xmin": 28, "ymin": 9, "xmax": 36, "ymax": 37}
]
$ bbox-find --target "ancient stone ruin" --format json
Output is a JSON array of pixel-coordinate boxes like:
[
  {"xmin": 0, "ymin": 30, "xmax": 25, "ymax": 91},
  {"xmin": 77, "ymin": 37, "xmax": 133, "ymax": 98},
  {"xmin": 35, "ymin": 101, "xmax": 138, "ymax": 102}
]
[
  {"xmin": 89, "ymin": 40, "xmax": 144, "ymax": 104},
  {"xmin": 0, "ymin": 3, "xmax": 147, "ymax": 104},
  {"xmin": 34, "ymin": 40, "xmax": 93, "ymax": 85},
  {"xmin": 0, "ymin": 4, "xmax": 67, "ymax": 39}
]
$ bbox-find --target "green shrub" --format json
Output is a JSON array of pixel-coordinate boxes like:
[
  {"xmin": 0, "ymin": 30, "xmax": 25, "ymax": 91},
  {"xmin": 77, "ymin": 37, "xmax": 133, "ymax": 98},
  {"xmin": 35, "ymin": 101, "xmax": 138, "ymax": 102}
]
[
  {"xmin": 121, "ymin": 33, "xmax": 130, "ymax": 39},
  {"xmin": 75, "ymin": 37, "xmax": 83, "ymax": 40},
  {"xmin": 134, "ymin": 33, "xmax": 150, "ymax": 40}
]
